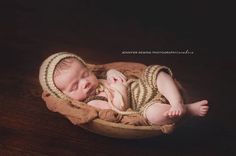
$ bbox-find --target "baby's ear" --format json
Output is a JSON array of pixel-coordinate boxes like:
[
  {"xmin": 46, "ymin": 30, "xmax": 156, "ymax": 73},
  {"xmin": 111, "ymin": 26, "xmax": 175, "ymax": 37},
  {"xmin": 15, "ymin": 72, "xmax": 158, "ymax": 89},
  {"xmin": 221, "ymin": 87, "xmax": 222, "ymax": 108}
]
[{"xmin": 42, "ymin": 91, "xmax": 51, "ymax": 97}]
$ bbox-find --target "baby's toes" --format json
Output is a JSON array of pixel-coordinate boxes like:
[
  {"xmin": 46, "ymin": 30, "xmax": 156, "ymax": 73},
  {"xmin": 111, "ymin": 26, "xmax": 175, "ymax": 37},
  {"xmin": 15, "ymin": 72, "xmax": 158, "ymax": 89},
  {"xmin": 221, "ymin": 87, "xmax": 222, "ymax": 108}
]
[
  {"xmin": 204, "ymin": 106, "xmax": 209, "ymax": 113},
  {"xmin": 174, "ymin": 111, "xmax": 179, "ymax": 117},
  {"xmin": 168, "ymin": 111, "xmax": 173, "ymax": 118},
  {"xmin": 176, "ymin": 111, "xmax": 182, "ymax": 117},
  {"xmin": 200, "ymin": 106, "xmax": 209, "ymax": 116},
  {"xmin": 168, "ymin": 111, "xmax": 176, "ymax": 118},
  {"xmin": 174, "ymin": 110, "xmax": 179, "ymax": 116},
  {"xmin": 171, "ymin": 111, "xmax": 177, "ymax": 117}
]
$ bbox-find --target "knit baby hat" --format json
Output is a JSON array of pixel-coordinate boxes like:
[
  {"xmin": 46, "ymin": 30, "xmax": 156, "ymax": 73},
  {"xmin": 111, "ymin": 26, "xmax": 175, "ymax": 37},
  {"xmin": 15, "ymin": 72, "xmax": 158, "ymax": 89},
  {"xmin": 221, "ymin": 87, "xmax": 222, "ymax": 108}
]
[{"xmin": 39, "ymin": 52, "xmax": 87, "ymax": 100}]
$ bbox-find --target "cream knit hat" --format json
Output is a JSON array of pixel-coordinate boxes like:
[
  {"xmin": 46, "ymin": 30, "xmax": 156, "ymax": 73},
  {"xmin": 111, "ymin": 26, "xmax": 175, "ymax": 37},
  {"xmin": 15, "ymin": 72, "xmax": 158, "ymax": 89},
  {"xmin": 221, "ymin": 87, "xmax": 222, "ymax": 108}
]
[{"xmin": 39, "ymin": 52, "xmax": 87, "ymax": 100}]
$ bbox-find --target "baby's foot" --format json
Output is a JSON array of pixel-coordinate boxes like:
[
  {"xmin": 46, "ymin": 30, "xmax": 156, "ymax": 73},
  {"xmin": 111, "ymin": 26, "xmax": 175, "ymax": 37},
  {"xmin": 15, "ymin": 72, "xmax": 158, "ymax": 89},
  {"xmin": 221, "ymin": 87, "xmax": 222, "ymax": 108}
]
[
  {"xmin": 163, "ymin": 105, "xmax": 186, "ymax": 118},
  {"xmin": 187, "ymin": 100, "xmax": 209, "ymax": 117}
]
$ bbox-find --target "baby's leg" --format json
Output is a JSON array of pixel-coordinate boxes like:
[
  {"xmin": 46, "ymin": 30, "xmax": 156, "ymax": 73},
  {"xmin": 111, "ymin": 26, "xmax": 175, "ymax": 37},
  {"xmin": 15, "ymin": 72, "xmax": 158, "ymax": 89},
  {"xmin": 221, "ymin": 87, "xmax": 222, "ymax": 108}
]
[
  {"xmin": 156, "ymin": 71, "xmax": 184, "ymax": 106},
  {"xmin": 145, "ymin": 100, "xmax": 209, "ymax": 125},
  {"xmin": 156, "ymin": 71, "xmax": 186, "ymax": 117},
  {"xmin": 156, "ymin": 72, "xmax": 209, "ymax": 118},
  {"xmin": 185, "ymin": 100, "xmax": 209, "ymax": 117}
]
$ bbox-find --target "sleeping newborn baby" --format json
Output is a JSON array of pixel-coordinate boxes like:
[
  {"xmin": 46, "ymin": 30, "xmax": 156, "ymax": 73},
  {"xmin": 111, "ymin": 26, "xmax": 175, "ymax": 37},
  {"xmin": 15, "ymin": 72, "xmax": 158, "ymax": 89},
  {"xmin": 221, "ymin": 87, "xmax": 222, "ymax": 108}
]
[{"xmin": 39, "ymin": 52, "xmax": 209, "ymax": 125}]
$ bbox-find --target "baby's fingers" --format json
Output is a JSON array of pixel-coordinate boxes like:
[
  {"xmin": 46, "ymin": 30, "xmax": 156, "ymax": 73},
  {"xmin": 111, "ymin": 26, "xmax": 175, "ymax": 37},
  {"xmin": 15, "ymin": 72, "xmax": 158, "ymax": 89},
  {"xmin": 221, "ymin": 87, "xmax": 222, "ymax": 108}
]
[
  {"xmin": 108, "ymin": 77, "xmax": 116, "ymax": 83},
  {"xmin": 121, "ymin": 74, "xmax": 127, "ymax": 81},
  {"xmin": 117, "ymin": 77, "xmax": 124, "ymax": 83}
]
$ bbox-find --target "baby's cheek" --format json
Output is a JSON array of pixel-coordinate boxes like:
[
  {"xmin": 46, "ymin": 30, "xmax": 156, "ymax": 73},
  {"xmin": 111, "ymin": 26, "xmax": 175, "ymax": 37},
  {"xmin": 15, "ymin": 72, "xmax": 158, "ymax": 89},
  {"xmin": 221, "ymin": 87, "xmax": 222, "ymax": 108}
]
[
  {"xmin": 74, "ymin": 93, "xmax": 86, "ymax": 101},
  {"xmin": 65, "ymin": 91, "xmax": 82, "ymax": 101}
]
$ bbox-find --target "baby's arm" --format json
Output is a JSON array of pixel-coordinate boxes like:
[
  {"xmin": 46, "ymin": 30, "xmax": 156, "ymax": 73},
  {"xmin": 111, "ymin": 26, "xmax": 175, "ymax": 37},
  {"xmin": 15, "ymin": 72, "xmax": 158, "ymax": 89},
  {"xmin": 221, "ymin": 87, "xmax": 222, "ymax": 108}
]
[
  {"xmin": 106, "ymin": 69, "xmax": 127, "ymax": 84},
  {"xmin": 87, "ymin": 100, "xmax": 112, "ymax": 110},
  {"xmin": 156, "ymin": 71, "xmax": 186, "ymax": 117}
]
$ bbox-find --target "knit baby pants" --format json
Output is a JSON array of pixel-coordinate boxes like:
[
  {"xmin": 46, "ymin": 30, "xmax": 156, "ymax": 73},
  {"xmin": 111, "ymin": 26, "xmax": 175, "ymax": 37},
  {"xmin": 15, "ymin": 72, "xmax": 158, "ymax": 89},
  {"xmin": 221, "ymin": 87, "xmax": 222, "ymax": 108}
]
[{"xmin": 127, "ymin": 65, "xmax": 173, "ymax": 118}]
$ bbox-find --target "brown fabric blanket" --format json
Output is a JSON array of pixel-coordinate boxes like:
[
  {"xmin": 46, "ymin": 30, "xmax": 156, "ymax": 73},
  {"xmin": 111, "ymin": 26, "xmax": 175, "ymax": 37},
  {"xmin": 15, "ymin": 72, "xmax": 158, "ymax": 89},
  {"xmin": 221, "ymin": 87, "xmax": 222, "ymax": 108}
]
[{"xmin": 42, "ymin": 91, "xmax": 149, "ymax": 126}]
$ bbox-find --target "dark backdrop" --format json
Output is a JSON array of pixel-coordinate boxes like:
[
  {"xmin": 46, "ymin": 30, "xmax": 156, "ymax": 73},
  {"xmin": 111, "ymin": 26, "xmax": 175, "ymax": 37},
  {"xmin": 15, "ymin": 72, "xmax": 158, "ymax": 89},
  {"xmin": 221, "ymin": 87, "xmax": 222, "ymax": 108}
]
[{"xmin": 0, "ymin": 1, "xmax": 235, "ymax": 156}]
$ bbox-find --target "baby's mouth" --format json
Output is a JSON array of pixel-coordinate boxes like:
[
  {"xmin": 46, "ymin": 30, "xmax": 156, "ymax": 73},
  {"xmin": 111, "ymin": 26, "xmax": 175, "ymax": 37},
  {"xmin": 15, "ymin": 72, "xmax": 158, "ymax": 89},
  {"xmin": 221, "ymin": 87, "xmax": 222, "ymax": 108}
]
[
  {"xmin": 87, "ymin": 87, "xmax": 95, "ymax": 96},
  {"xmin": 90, "ymin": 89, "xmax": 96, "ymax": 96}
]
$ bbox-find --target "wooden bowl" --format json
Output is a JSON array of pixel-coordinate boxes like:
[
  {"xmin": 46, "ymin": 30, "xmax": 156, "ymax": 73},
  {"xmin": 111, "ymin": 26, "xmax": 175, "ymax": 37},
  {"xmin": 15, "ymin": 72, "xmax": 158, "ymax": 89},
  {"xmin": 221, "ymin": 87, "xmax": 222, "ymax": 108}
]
[{"xmin": 80, "ymin": 119, "xmax": 174, "ymax": 139}]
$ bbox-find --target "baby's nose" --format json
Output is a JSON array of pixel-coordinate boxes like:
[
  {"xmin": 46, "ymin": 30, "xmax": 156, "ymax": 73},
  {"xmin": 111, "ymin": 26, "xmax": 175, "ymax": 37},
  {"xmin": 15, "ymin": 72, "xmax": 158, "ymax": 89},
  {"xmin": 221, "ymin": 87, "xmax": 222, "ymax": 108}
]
[{"xmin": 83, "ymin": 80, "xmax": 90, "ymax": 89}]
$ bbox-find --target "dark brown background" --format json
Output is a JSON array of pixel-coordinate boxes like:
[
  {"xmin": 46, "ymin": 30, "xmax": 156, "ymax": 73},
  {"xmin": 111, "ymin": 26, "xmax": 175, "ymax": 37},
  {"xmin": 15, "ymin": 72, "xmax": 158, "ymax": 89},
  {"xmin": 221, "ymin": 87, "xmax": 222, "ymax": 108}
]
[{"xmin": 0, "ymin": 1, "xmax": 235, "ymax": 156}]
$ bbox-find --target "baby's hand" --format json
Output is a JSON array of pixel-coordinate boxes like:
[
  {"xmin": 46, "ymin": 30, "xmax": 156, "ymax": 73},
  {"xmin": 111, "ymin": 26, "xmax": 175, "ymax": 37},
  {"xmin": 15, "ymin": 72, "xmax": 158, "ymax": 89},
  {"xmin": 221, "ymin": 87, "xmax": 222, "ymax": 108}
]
[
  {"xmin": 163, "ymin": 105, "xmax": 186, "ymax": 118},
  {"xmin": 107, "ymin": 69, "xmax": 127, "ymax": 84}
]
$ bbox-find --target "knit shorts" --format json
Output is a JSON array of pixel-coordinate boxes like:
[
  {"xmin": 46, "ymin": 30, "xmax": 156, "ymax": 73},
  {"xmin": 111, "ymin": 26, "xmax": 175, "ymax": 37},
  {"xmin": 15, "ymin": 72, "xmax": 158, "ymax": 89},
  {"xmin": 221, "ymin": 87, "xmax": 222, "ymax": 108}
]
[{"xmin": 127, "ymin": 65, "xmax": 173, "ymax": 118}]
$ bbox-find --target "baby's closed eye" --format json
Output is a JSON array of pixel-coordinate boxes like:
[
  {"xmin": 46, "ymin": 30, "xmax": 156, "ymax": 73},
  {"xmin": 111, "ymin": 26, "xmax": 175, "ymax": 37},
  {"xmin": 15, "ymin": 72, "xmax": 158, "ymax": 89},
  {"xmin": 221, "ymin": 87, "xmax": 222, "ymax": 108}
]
[
  {"xmin": 70, "ymin": 82, "xmax": 78, "ymax": 92},
  {"xmin": 82, "ymin": 70, "xmax": 89, "ymax": 78}
]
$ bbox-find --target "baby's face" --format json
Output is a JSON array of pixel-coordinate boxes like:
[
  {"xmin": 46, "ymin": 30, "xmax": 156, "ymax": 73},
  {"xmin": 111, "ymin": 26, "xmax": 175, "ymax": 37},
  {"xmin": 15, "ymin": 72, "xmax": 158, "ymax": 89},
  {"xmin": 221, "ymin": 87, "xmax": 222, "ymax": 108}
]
[{"xmin": 54, "ymin": 60, "xmax": 98, "ymax": 101}]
